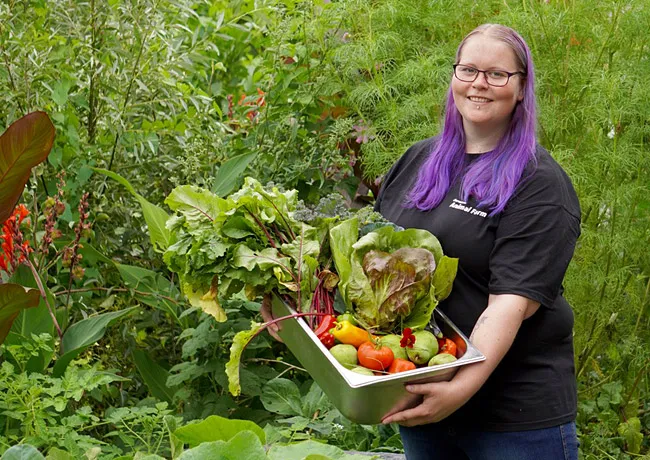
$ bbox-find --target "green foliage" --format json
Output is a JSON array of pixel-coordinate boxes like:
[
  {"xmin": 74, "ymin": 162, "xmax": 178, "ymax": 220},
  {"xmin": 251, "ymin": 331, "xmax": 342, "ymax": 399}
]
[
  {"xmin": 174, "ymin": 415, "xmax": 265, "ymax": 447},
  {"xmin": 94, "ymin": 169, "xmax": 172, "ymax": 254},
  {"xmin": 0, "ymin": 360, "xmax": 130, "ymax": 457},
  {"xmin": 1, "ymin": 0, "xmax": 649, "ymax": 458},
  {"xmin": 0, "ymin": 284, "xmax": 41, "ymax": 344},
  {"xmin": 54, "ymin": 307, "xmax": 137, "ymax": 377},
  {"xmin": 261, "ymin": 378, "xmax": 401, "ymax": 453}
]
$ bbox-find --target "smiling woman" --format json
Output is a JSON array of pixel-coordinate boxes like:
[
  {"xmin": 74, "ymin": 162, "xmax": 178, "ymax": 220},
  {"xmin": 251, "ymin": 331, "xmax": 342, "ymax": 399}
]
[{"xmin": 374, "ymin": 24, "xmax": 581, "ymax": 460}]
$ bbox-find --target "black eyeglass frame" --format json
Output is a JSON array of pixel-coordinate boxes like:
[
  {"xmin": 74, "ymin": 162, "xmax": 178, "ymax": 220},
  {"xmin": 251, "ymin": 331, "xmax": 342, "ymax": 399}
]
[{"xmin": 452, "ymin": 64, "xmax": 526, "ymax": 87}]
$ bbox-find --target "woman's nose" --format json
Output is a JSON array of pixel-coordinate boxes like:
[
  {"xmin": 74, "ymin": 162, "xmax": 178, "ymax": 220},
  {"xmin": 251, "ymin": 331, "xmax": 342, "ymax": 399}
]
[{"xmin": 472, "ymin": 72, "xmax": 490, "ymax": 88}]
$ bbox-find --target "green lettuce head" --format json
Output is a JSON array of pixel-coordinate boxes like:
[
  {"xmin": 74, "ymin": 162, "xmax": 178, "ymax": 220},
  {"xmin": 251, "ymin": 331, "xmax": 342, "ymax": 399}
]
[{"xmin": 330, "ymin": 218, "xmax": 458, "ymax": 332}]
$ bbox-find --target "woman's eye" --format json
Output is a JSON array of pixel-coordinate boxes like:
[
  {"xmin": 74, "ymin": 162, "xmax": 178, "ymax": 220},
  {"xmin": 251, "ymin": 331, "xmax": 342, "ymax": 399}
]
[
  {"xmin": 488, "ymin": 70, "xmax": 508, "ymax": 79},
  {"xmin": 460, "ymin": 66, "xmax": 477, "ymax": 75}
]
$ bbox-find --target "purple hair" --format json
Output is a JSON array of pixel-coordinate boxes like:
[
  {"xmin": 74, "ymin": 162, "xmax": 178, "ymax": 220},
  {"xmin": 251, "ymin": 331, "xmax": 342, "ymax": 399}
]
[{"xmin": 406, "ymin": 24, "xmax": 537, "ymax": 215}]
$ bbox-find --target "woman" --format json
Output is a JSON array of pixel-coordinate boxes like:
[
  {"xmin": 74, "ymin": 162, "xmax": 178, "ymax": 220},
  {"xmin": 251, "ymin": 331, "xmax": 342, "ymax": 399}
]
[{"xmin": 375, "ymin": 24, "xmax": 581, "ymax": 459}]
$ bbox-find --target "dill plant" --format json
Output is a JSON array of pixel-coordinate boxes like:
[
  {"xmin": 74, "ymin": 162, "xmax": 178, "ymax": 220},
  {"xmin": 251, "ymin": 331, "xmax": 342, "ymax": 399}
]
[{"xmin": 324, "ymin": 0, "xmax": 650, "ymax": 455}]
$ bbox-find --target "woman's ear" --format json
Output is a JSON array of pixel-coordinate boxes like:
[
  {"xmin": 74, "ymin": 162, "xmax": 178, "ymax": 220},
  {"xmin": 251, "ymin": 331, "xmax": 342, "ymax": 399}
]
[{"xmin": 517, "ymin": 80, "xmax": 525, "ymax": 102}]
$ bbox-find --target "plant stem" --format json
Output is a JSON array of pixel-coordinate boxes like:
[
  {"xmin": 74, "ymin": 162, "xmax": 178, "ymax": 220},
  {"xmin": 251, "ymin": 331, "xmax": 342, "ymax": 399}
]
[
  {"xmin": 53, "ymin": 286, "xmax": 180, "ymax": 305},
  {"xmin": 244, "ymin": 206, "xmax": 277, "ymax": 248},
  {"xmin": 246, "ymin": 358, "xmax": 306, "ymax": 373},
  {"xmin": 25, "ymin": 259, "xmax": 62, "ymax": 340},
  {"xmin": 0, "ymin": 37, "xmax": 25, "ymax": 115},
  {"xmin": 621, "ymin": 362, "xmax": 649, "ymax": 417},
  {"xmin": 633, "ymin": 277, "xmax": 650, "ymax": 336},
  {"xmin": 249, "ymin": 311, "xmax": 329, "ymax": 344}
]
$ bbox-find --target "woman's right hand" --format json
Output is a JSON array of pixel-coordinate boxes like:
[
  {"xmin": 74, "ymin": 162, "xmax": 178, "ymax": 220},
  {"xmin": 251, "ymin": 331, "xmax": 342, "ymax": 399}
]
[{"xmin": 260, "ymin": 294, "xmax": 283, "ymax": 342}]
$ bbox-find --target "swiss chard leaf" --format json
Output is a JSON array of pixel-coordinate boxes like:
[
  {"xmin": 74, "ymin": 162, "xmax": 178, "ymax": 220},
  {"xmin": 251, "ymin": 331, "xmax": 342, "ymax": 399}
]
[{"xmin": 226, "ymin": 321, "xmax": 263, "ymax": 396}]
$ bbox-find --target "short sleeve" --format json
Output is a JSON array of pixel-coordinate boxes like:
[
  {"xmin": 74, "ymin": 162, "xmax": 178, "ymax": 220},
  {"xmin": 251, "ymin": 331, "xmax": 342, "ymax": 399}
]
[{"xmin": 489, "ymin": 205, "xmax": 580, "ymax": 306}]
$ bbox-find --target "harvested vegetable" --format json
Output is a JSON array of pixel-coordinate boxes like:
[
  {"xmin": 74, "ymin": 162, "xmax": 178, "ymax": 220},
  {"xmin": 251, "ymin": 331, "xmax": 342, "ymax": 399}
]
[
  {"xmin": 330, "ymin": 320, "xmax": 374, "ymax": 348},
  {"xmin": 357, "ymin": 341, "xmax": 394, "ymax": 371},
  {"xmin": 330, "ymin": 217, "xmax": 458, "ymax": 333}
]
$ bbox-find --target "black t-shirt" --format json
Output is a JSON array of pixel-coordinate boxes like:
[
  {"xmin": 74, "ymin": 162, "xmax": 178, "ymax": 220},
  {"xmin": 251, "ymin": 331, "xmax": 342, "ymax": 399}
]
[{"xmin": 374, "ymin": 136, "xmax": 581, "ymax": 431}]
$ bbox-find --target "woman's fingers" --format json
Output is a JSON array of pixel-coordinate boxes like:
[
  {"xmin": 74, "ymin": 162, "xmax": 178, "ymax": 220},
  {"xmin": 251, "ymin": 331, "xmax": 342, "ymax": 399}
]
[
  {"xmin": 382, "ymin": 405, "xmax": 431, "ymax": 426},
  {"xmin": 260, "ymin": 294, "xmax": 283, "ymax": 342}
]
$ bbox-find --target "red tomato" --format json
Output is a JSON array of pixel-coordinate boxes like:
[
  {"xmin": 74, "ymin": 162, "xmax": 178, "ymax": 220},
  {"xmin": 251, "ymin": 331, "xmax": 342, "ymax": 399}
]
[
  {"xmin": 388, "ymin": 358, "xmax": 417, "ymax": 374},
  {"xmin": 437, "ymin": 337, "xmax": 458, "ymax": 358},
  {"xmin": 357, "ymin": 341, "xmax": 394, "ymax": 371}
]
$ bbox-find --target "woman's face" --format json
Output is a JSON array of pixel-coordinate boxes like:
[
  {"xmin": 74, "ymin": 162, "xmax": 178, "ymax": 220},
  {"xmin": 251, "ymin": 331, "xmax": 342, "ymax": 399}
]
[{"xmin": 451, "ymin": 35, "xmax": 524, "ymax": 135}]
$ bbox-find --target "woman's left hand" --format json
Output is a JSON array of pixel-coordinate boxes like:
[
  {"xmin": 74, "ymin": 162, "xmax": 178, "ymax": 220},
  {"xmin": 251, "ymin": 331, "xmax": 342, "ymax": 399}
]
[{"xmin": 381, "ymin": 380, "xmax": 468, "ymax": 426}]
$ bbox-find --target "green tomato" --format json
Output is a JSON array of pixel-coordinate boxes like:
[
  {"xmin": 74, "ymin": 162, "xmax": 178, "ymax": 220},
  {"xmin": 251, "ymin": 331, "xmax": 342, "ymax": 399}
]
[
  {"xmin": 406, "ymin": 330, "xmax": 439, "ymax": 365},
  {"xmin": 329, "ymin": 344, "xmax": 358, "ymax": 368},
  {"xmin": 350, "ymin": 366, "xmax": 375, "ymax": 376},
  {"xmin": 428, "ymin": 353, "xmax": 458, "ymax": 366}
]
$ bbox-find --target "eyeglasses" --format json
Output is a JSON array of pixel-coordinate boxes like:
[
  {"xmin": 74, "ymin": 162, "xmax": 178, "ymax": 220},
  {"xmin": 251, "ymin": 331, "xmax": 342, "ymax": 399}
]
[{"xmin": 452, "ymin": 64, "xmax": 525, "ymax": 87}]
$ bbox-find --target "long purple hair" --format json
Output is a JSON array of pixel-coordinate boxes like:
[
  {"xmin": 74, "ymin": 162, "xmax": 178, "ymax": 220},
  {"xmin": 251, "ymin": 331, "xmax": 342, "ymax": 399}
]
[{"xmin": 406, "ymin": 24, "xmax": 537, "ymax": 215}]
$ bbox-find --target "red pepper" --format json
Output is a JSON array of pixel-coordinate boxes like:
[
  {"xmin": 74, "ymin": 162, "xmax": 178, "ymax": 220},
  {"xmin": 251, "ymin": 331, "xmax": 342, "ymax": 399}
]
[
  {"xmin": 314, "ymin": 315, "xmax": 336, "ymax": 337},
  {"xmin": 318, "ymin": 332, "xmax": 335, "ymax": 349},
  {"xmin": 314, "ymin": 315, "xmax": 337, "ymax": 349}
]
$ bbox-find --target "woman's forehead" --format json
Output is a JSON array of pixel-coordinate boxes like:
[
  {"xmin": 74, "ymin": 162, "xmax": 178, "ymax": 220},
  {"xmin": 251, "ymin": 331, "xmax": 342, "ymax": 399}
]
[{"xmin": 458, "ymin": 35, "xmax": 520, "ymax": 69}]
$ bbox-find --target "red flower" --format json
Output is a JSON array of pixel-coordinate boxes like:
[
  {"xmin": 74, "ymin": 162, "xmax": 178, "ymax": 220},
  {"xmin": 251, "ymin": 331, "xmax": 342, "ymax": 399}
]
[
  {"xmin": 255, "ymin": 88, "xmax": 265, "ymax": 107},
  {"xmin": 400, "ymin": 328, "xmax": 416, "ymax": 348},
  {"xmin": 0, "ymin": 204, "xmax": 33, "ymax": 274}
]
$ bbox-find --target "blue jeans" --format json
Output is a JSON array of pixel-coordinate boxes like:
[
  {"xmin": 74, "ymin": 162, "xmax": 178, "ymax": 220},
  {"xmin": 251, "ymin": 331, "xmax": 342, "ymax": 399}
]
[{"xmin": 399, "ymin": 421, "xmax": 578, "ymax": 460}]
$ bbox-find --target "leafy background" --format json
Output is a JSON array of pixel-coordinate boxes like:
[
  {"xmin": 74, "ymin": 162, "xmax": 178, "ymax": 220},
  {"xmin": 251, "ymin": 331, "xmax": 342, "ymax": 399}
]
[{"xmin": 0, "ymin": 0, "xmax": 648, "ymax": 458}]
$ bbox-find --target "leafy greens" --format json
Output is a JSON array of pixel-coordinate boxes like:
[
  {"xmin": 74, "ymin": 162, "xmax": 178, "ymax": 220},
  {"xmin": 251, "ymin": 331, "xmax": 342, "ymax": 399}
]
[
  {"xmin": 163, "ymin": 177, "xmax": 323, "ymax": 321},
  {"xmin": 330, "ymin": 217, "xmax": 458, "ymax": 332}
]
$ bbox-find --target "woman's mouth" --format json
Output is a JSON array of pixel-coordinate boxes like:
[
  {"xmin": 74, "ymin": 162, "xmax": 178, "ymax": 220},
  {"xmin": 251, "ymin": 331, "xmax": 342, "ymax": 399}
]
[{"xmin": 468, "ymin": 96, "xmax": 491, "ymax": 103}]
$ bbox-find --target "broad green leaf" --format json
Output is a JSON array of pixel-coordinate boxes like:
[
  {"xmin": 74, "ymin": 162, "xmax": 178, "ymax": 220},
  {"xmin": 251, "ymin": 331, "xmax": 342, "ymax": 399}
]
[
  {"xmin": 93, "ymin": 168, "xmax": 171, "ymax": 252},
  {"xmin": 329, "ymin": 217, "xmax": 358, "ymax": 304},
  {"xmin": 6, "ymin": 265, "xmax": 56, "ymax": 372},
  {"xmin": 302, "ymin": 382, "xmax": 331, "ymax": 418},
  {"xmin": 115, "ymin": 263, "xmax": 179, "ymax": 321},
  {"xmin": 431, "ymin": 256, "xmax": 459, "ymax": 302},
  {"xmin": 0, "ymin": 284, "xmax": 41, "ymax": 346},
  {"xmin": 53, "ymin": 307, "xmax": 136, "ymax": 377},
  {"xmin": 212, "ymin": 151, "xmax": 256, "ymax": 197},
  {"xmin": 165, "ymin": 185, "xmax": 225, "ymax": 223},
  {"xmin": 260, "ymin": 378, "xmax": 303, "ymax": 416},
  {"xmin": 45, "ymin": 447, "xmax": 75, "ymax": 460},
  {"xmin": 173, "ymin": 415, "xmax": 265, "ymax": 447},
  {"xmin": 267, "ymin": 440, "xmax": 369, "ymax": 460},
  {"xmin": 176, "ymin": 431, "xmax": 266, "ymax": 460},
  {"xmin": 0, "ymin": 112, "xmax": 55, "ymax": 223},
  {"xmin": 132, "ymin": 348, "xmax": 178, "ymax": 403},
  {"xmin": 164, "ymin": 415, "xmax": 184, "ymax": 460},
  {"xmin": 232, "ymin": 245, "xmax": 290, "ymax": 272},
  {"xmin": 617, "ymin": 417, "xmax": 643, "ymax": 454},
  {"xmin": 51, "ymin": 79, "xmax": 73, "ymax": 106},
  {"xmin": 225, "ymin": 322, "xmax": 263, "ymax": 396},
  {"xmin": 404, "ymin": 291, "xmax": 438, "ymax": 331},
  {"xmin": 1, "ymin": 444, "xmax": 46, "ymax": 459}
]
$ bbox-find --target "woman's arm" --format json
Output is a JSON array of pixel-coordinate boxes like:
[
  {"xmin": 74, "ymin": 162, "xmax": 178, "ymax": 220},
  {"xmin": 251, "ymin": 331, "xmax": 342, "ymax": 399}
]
[{"xmin": 381, "ymin": 293, "xmax": 540, "ymax": 426}]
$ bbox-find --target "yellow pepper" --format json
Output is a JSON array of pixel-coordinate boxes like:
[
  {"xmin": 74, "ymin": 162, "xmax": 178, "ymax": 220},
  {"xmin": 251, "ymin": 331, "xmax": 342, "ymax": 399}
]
[{"xmin": 330, "ymin": 321, "xmax": 373, "ymax": 348}]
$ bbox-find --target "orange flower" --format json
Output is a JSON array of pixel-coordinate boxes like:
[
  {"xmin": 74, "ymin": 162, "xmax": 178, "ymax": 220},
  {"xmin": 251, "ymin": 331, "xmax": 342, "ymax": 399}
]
[
  {"xmin": 255, "ymin": 88, "xmax": 266, "ymax": 107},
  {"xmin": 0, "ymin": 204, "xmax": 33, "ymax": 274}
]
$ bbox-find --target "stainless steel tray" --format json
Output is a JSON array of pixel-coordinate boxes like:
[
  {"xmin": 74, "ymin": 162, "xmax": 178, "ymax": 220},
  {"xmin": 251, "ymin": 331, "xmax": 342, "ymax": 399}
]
[{"xmin": 271, "ymin": 295, "xmax": 485, "ymax": 425}]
